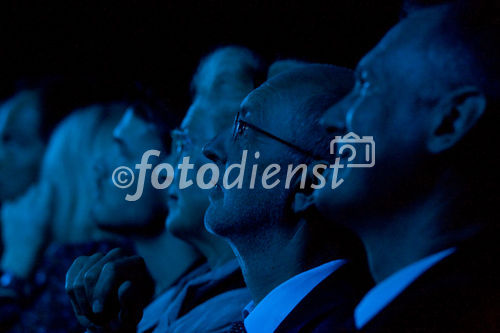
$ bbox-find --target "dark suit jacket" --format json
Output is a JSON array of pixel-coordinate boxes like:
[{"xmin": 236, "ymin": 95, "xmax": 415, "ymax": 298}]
[
  {"xmin": 275, "ymin": 260, "xmax": 374, "ymax": 333},
  {"xmin": 360, "ymin": 233, "xmax": 499, "ymax": 333}
]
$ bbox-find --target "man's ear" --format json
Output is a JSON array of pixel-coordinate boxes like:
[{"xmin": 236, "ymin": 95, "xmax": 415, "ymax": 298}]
[
  {"xmin": 428, "ymin": 87, "xmax": 486, "ymax": 153},
  {"xmin": 291, "ymin": 161, "xmax": 327, "ymax": 215}
]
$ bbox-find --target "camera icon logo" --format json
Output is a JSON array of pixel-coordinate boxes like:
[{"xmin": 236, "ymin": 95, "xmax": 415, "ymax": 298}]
[{"xmin": 330, "ymin": 132, "xmax": 375, "ymax": 168}]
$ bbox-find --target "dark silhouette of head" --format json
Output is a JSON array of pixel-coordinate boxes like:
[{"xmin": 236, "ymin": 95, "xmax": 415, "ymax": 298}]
[
  {"xmin": 91, "ymin": 104, "xmax": 171, "ymax": 236},
  {"xmin": 317, "ymin": 1, "xmax": 500, "ymax": 239},
  {"xmin": 166, "ymin": 46, "xmax": 266, "ymax": 241}
]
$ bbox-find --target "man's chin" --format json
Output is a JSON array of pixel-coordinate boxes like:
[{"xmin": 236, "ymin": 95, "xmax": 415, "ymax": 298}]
[
  {"xmin": 208, "ymin": 184, "xmax": 224, "ymax": 204},
  {"xmin": 204, "ymin": 203, "xmax": 225, "ymax": 236},
  {"xmin": 95, "ymin": 220, "xmax": 126, "ymax": 233},
  {"xmin": 313, "ymin": 185, "xmax": 333, "ymax": 214},
  {"xmin": 165, "ymin": 211, "xmax": 190, "ymax": 238}
]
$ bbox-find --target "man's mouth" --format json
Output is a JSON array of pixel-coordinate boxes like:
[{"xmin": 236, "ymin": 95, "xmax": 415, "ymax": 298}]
[
  {"xmin": 328, "ymin": 144, "xmax": 351, "ymax": 166},
  {"xmin": 208, "ymin": 183, "xmax": 223, "ymax": 202},
  {"xmin": 167, "ymin": 193, "xmax": 179, "ymax": 205},
  {"xmin": 322, "ymin": 160, "xmax": 351, "ymax": 188}
]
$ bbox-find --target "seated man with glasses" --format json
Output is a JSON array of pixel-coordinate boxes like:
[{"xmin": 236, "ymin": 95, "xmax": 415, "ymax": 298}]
[{"xmin": 203, "ymin": 64, "xmax": 374, "ymax": 333}]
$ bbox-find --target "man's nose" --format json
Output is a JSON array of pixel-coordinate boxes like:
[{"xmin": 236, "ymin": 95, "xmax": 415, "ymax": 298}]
[
  {"xmin": 156, "ymin": 163, "xmax": 170, "ymax": 184},
  {"xmin": 320, "ymin": 103, "xmax": 347, "ymax": 134},
  {"xmin": 113, "ymin": 107, "xmax": 136, "ymax": 140},
  {"xmin": 202, "ymin": 131, "xmax": 227, "ymax": 164}
]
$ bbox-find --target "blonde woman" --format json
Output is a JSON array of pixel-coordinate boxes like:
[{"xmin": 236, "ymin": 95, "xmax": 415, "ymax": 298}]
[{"xmin": 0, "ymin": 104, "xmax": 132, "ymax": 332}]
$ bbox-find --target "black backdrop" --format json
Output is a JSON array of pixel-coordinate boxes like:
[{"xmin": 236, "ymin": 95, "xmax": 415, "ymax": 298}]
[{"xmin": 0, "ymin": 0, "xmax": 402, "ymax": 117}]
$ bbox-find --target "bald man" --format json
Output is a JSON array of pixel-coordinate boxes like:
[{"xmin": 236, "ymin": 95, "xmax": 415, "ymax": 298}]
[
  {"xmin": 204, "ymin": 64, "xmax": 373, "ymax": 332},
  {"xmin": 316, "ymin": 2, "xmax": 500, "ymax": 332}
]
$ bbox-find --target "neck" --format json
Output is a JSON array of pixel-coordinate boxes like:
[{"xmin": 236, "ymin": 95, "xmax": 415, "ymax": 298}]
[
  {"xmin": 359, "ymin": 188, "xmax": 479, "ymax": 284},
  {"xmin": 188, "ymin": 229, "xmax": 235, "ymax": 270},
  {"xmin": 230, "ymin": 218, "xmax": 342, "ymax": 304},
  {"xmin": 134, "ymin": 231, "xmax": 201, "ymax": 294}
]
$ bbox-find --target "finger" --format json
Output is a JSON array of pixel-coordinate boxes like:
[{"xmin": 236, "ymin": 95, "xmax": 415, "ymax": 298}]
[
  {"xmin": 119, "ymin": 279, "xmax": 150, "ymax": 311},
  {"xmin": 73, "ymin": 253, "xmax": 105, "ymax": 317},
  {"xmin": 92, "ymin": 256, "xmax": 150, "ymax": 318},
  {"xmin": 70, "ymin": 299, "xmax": 94, "ymax": 329},
  {"xmin": 66, "ymin": 256, "xmax": 90, "ymax": 315},
  {"xmin": 83, "ymin": 248, "xmax": 125, "ymax": 306},
  {"xmin": 117, "ymin": 281, "xmax": 144, "ymax": 332}
]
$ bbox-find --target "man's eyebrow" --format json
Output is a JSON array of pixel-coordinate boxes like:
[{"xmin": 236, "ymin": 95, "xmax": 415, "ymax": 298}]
[
  {"xmin": 176, "ymin": 127, "xmax": 189, "ymax": 134},
  {"xmin": 354, "ymin": 65, "xmax": 365, "ymax": 79},
  {"xmin": 114, "ymin": 136, "xmax": 134, "ymax": 157},
  {"xmin": 113, "ymin": 135, "xmax": 126, "ymax": 147},
  {"xmin": 240, "ymin": 105, "xmax": 251, "ymax": 118},
  {"xmin": 172, "ymin": 128, "xmax": 193, "ymax": 142}
]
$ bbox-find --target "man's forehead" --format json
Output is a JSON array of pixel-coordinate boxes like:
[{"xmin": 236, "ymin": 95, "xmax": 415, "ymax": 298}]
[
  {"xmin": 180, "ymin": 107, "xmax": 199, "ymax": 130},
  {"xmin": 243, "ymin": 77, "xmax": 320, "ymax": 123},
  {"xmin": 359, "ymin": 18, "xmax": 408, "ymax": 69},
  {"xmin": 194, "ymin": 67, "xmax": 225, "ymax": 92},
  {"xmin": 240, "ymin": 90, "xmax": 260, "ymax": 118},
  {"xmin": 116, "ymin": 108, "xmax": 152, "ymax": 135},
  {"xmin": 194, "ymin": 63, "xmax": 245, "ymax": 98},
  {"xmin": 240, "ymin": 83, "xmax": 279, "ymax": 123},
  {"xmin": 357, "ymin": 12, "xmax": 438, "ymax": 77},
  {"xmin": 180, "ymin": 104, "xmax": 215, "ymax": 140}
]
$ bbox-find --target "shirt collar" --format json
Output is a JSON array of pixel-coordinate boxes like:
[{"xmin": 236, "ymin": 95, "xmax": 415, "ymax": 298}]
[
  {"xmin": 354, "ymin": 247, "xmax": 456, "ymax": 329},
  {"xmin": 244, "ymin": 259, "xmax": 346, "ymax": 333},
  {"xmin": 242, "ymin": 301, "xmax": 254, "ymax": 319}
]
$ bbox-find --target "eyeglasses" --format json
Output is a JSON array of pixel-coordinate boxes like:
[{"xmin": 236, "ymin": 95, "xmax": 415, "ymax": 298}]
[
  {"xmin": 171, "ymin": 128, "xmax": 193, "ymax": 156},
  {"xmin": 232, "ymin": 112, "xmax": 322, "ymax": 161}
]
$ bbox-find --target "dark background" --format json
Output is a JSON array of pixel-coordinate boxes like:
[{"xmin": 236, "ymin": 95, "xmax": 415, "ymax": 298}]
[{"xmin": 0, "ymin": 0, "xmax": 403, "ymax": 117}]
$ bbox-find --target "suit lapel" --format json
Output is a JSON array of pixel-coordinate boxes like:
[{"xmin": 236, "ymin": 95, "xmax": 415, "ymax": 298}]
[
  {"xmin": 276, "ymin": 261, "xmax": 373, "ymax": 333},
  {"xmin": 361, "ymin": 234, "xmax": 499, "ymax": 332}
]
